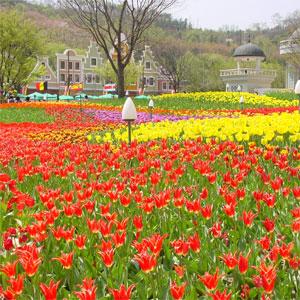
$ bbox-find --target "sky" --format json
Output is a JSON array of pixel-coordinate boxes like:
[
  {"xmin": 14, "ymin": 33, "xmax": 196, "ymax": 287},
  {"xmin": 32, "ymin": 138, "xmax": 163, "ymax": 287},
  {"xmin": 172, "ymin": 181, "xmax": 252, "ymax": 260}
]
[{"xmin": 168, "ymin": 0, "xmax": 299, "ymax": 30}]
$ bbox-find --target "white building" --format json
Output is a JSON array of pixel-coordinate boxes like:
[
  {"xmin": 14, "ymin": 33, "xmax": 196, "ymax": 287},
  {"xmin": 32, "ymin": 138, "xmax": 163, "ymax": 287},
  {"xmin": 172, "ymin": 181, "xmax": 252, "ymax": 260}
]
[
  {"xmin": 220, "ymin": 42, "xmax": 276, "ymax": 93},
  {"xmin": 280, "ymin": 29, "xmax": 300, "ymax": 89}
]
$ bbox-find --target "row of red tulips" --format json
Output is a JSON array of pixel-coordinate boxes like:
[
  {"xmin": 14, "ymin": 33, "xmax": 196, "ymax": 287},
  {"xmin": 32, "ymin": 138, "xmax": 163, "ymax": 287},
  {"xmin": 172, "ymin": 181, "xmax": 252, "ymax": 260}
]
[{"xmin": 0, "ymin": 105, "xmax": 299, "ymax": 299}]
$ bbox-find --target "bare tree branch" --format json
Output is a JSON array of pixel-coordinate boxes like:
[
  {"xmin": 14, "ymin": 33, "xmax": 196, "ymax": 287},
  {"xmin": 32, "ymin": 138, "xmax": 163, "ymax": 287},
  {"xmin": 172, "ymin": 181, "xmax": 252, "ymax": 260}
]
[{"xmin": 58, "ymin": 0, "xmax": 178, "ymax": 96}]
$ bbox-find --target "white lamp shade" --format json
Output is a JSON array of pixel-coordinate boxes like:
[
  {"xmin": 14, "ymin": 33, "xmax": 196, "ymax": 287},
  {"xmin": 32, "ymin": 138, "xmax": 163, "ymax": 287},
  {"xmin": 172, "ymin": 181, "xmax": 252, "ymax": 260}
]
[
  {"xmin": 295, "ymin": 80, "xmax": 300, "ymax": 94},
  {"xmin": 237, "ymin": 85, "xmax": 242, "ymax": 92},
  {"xmin": 148, "ymin": 99, "xmax": 154, "ymax": 108},
  {"xmin": 122, "ymin": 97, "xmax": 137, "ymax": 121},
  {"xmin": 239, "ymin": 96, "xmax": 244, "ymax": 103}
]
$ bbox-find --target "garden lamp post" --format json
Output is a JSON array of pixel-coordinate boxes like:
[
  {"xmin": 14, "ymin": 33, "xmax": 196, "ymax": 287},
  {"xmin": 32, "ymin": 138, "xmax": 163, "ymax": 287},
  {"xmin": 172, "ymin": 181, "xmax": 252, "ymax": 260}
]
[
  {"xmin": 148, "ymin": 98, "xmax": 154, "ymax": 120},
  {"xmin": 79, "ymin": 94, "xmax": 83, "ymax": 121},
  {"xmin": 122, "ymin": 97, "xmax": 137, "ymax": 146},
  {"xmin": 226, "ymin": 83, "xmax": 230, "ymax": 92},
  {"xmin": 295, "ymin": 80, "xmax": 300, "ymax": 113},
  {"xmin": 239, "ymin": 95, "xmax": 244, "ymax": 110}
]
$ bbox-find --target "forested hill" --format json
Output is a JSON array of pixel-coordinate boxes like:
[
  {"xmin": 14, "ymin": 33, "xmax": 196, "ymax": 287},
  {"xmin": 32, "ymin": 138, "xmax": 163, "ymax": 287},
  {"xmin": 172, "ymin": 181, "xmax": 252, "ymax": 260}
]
[
  {"xmin": 1, "ymin": 0, "xmax": 299, "ymax": 89},
  {"xmin": 0, "ymin": 0, "xmax": 294, "ymax": 54}
]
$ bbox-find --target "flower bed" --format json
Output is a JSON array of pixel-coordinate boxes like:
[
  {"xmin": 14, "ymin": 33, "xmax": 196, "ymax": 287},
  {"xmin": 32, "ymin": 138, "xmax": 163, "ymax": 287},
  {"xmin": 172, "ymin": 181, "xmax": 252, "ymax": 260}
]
[{"xmin": 0, "ymin": 99, "xmax": 299, "ymax": 299}]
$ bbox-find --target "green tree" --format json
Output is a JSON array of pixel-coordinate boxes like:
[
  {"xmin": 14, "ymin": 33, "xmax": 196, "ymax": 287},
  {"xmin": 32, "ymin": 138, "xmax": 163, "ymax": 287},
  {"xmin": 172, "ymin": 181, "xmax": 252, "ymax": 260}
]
[
  {"xmin": 151, "ymin": 37, "xmax": 190, "ymax": 92},
  {"xmin": 98, "ymin": 60, "xmax": 142, "ymax": 85},
  {"xmin": 184, "ymin": 52, "xmax": 235, "ymax": 91},
  {"xmin": 0, "ymin": 10, "xmax": 44, "ymax": 96}
]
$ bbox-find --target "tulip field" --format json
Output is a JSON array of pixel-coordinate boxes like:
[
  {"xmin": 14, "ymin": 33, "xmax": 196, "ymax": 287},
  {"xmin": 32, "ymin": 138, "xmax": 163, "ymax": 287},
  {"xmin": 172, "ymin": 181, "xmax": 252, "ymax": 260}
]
[{"xmin": 0, "ymin": 92, "xmax": 299, "ymax": 300}]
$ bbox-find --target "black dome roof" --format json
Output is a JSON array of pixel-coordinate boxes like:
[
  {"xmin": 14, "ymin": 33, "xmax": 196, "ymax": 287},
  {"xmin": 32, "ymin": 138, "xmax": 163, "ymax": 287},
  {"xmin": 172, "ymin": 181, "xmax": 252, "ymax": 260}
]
[{"xmin": 233, "ymin": 43, "xmax": 266, "ymax": 58}]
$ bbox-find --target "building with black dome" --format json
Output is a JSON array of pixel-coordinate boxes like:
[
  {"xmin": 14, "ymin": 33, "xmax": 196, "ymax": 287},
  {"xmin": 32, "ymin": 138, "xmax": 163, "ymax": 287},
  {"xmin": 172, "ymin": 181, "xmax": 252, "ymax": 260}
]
[
  {"xmin": 280, "ymin": 29, "xmax": 300, "ymax": 89},
  {"xmin": 220, "ymin": 42, "xmax": 276, "ymax": 92}
]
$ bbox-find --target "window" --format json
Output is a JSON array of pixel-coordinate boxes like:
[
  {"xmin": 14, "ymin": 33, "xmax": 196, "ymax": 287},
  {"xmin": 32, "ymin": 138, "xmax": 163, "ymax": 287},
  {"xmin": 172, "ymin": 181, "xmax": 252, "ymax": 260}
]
[
  {"xmin": 75, "ymin": 74, "xmax": 80, "ymax": 82},
  {"xmin": 60, "ymin": 61, "xmax": 65, "ymax": 69},
  {"xmin": 148, "ymin": 77, "xmax": 154, "ymax": 86},
  {"xmin": 68, "ymin": 74, "xmax": 73, "ymax": 82},
  {"xmin": 162, "ymin": 82, "xmax": 167, "ymax": 90},
  {"xmin": 91, "ymin": 58, "xmax": 97, "ymax": 66},
  {"xmin": 86, "ymin": 74, "xmax": 92, "ymax": 83},
  {"xmin": 68, "ymin": 62, "xmax": 73, "ymax": 70},
  {"xmin": 60, "ymin": 74, "xmax": 65, "ymax": 82},
  {"xmin": 169, "ymin": 83, "xmax": 172, "ymax": 90},
  {"xmin": 145, "ymin": 61, "xmax": 151, "ymax": 69},
  {"xmin": 75, "ymin": 62, "xmax": 80, "ymax": 70}
]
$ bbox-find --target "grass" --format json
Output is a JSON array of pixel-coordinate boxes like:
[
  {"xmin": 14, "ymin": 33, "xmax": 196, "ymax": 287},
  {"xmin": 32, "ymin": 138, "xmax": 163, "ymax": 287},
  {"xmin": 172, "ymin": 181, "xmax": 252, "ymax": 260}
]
[
  {"xmin": 0, "ymin": 107, "xmax": 55, "ymax": 123},
  {"xmin": 265, "ymin": 91, "xmax": 297, "ymax": 101},
  {"xmin": 89, "ymin": 98, "xmax": 274, "ymax": 111}
]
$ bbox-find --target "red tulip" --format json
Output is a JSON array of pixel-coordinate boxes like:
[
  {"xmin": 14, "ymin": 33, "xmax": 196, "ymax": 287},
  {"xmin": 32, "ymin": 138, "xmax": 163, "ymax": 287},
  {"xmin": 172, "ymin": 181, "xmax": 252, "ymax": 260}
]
[
  {"xmin": 210, "ymin": 222, "xmax": 222, "ymax": 238},
  {"xmin": 98, "ymin": 249, "xmax": 114, "ymax": 268},
  {"xmin": 263, "ymin": 193, "xmax": 276, "ymax": 208},
  {"xmin": 262, "ymin": 218, "xmax": 275, "ymax": 232},
  {"xmin": 52, "ymin": 252, "xmax": 74, "ymax": 269},
  {"xmin": 198, "ymin": 268, "xmax": 221, "ymax": 290},
  {"xmin": 279, "ymin": 242, "xmax": 294, "ymax": 259},
  {"xmin": 174, "ymin": 265, "xmax": 185, "ymax": 278},
  {"xmin": 146, "ymin": 233, "xmax": 167, "ymax": 256},
  {"xmin": 292, "ymin": 187, "xmax": 300, "ymax": 200},
  {"xmin": 134, "ymin": 252, "xmax": 157, "ymax": 273},
  {"xmin": 188, "ymin": 232, "xmax": 201, "ymax": 253},
  {"xmin": 170, "ymin": 281, "xmax": 187, "ymax": 300},
  {"xmin": 201, "ymin": 204, "xmax": 213, "ymax": 219},
  {"xmin": 2, "ymin": 288, "xmax": 16, "ymax": 300},
  {"xmin": 133, "ymin": 216, "xmax": 143, "ymax": 231},
  {"xmin": 238, "ymin": 252, "xmax": 251, "ymax": 274},
  {"xmin": 112, "ymin": 232, "xmax": 126, "ymax": 248},
  {"xmin": 220, "ymin": 252, "xmax": 238, "ymax": 270},
  {"xmin": 254, "ymin": 262, "xmax": 277, "ymax": 294},
  {"xmin": 208, "ymin": 289, "xmax": 232, "ymax": 300},
  {"xmin": 223, "ymin": 203, "xmax": 236, "ymax": 218},
  {"xmin": 269, "ymin": 245, "xmax": 280, "ymax": 262},
  {"xmin": 241, "ymin": 210, "xmax": 257, "ymax": 227},
  {"xmin": 171, "ymin": 239, "xmax": 189, "ymax": 256},
  {"xmin": 200, "ymin": 188, "xmax": 208, "ymax": 200},
  {"xmin": 8, "ymin": 274, "xmax": 24, "ymax": 295},
  {"xmin": 20, "ymin": 257, "xmax": 42, "ymax": 277},
  {"xmin": 109, "ymin": 284, "xmax": 135, "ymax": 300},
  {"xmin": 270, "ymin": 177, "xmax": 283, "ymax": 192},
  {"xmin": 116, "ymin": 218, "xmax": 129, "ymax": 231},
  {"xmin": 87, "ymin": 218, "xmax": 100, "ymax": 233},
  {"xmin": 74, "ymin": 278, "xmax": 97, "ymax": 300},
  {"xmin": 257, "ymin": 236, "xmax": 271, "ymax": 251},
  {"xmin": 75, "ymin": 234, "xmax": 87, "ymax": 249},
  {"xmin": 288, "ymin": 256, "xmax": 300, "ymax": 270},
  {"xmin": 207, "ymin": 172, "xmax": 217, "ymax": 184},
  {"xmin": 40, "ymin": 280, "xmax": 60, "ymax": 300},
  {"xmin": 0, "ymin": 260, "xmax": 18, "ymax": 278},
  {"xmin": 291, "ymin": 207, "xmax": 300, "ymax": 219},
  {"xmin": 291, "ymin": 219, "xmax": 300, "ymax": 232},
  {"xmin": 236, "ymin": 188, "xmax": 246, "ymax": 200}
]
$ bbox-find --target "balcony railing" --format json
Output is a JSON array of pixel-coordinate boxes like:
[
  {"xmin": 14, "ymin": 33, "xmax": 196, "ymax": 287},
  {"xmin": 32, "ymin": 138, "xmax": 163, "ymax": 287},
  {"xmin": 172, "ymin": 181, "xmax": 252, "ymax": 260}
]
[
  {"xmin": 220, "ymin": 68, "xmax": 276, "ymax": 78},
  {"xmin": 280, "ymin": 39, "xmax": 300, "ymax": 55}
]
